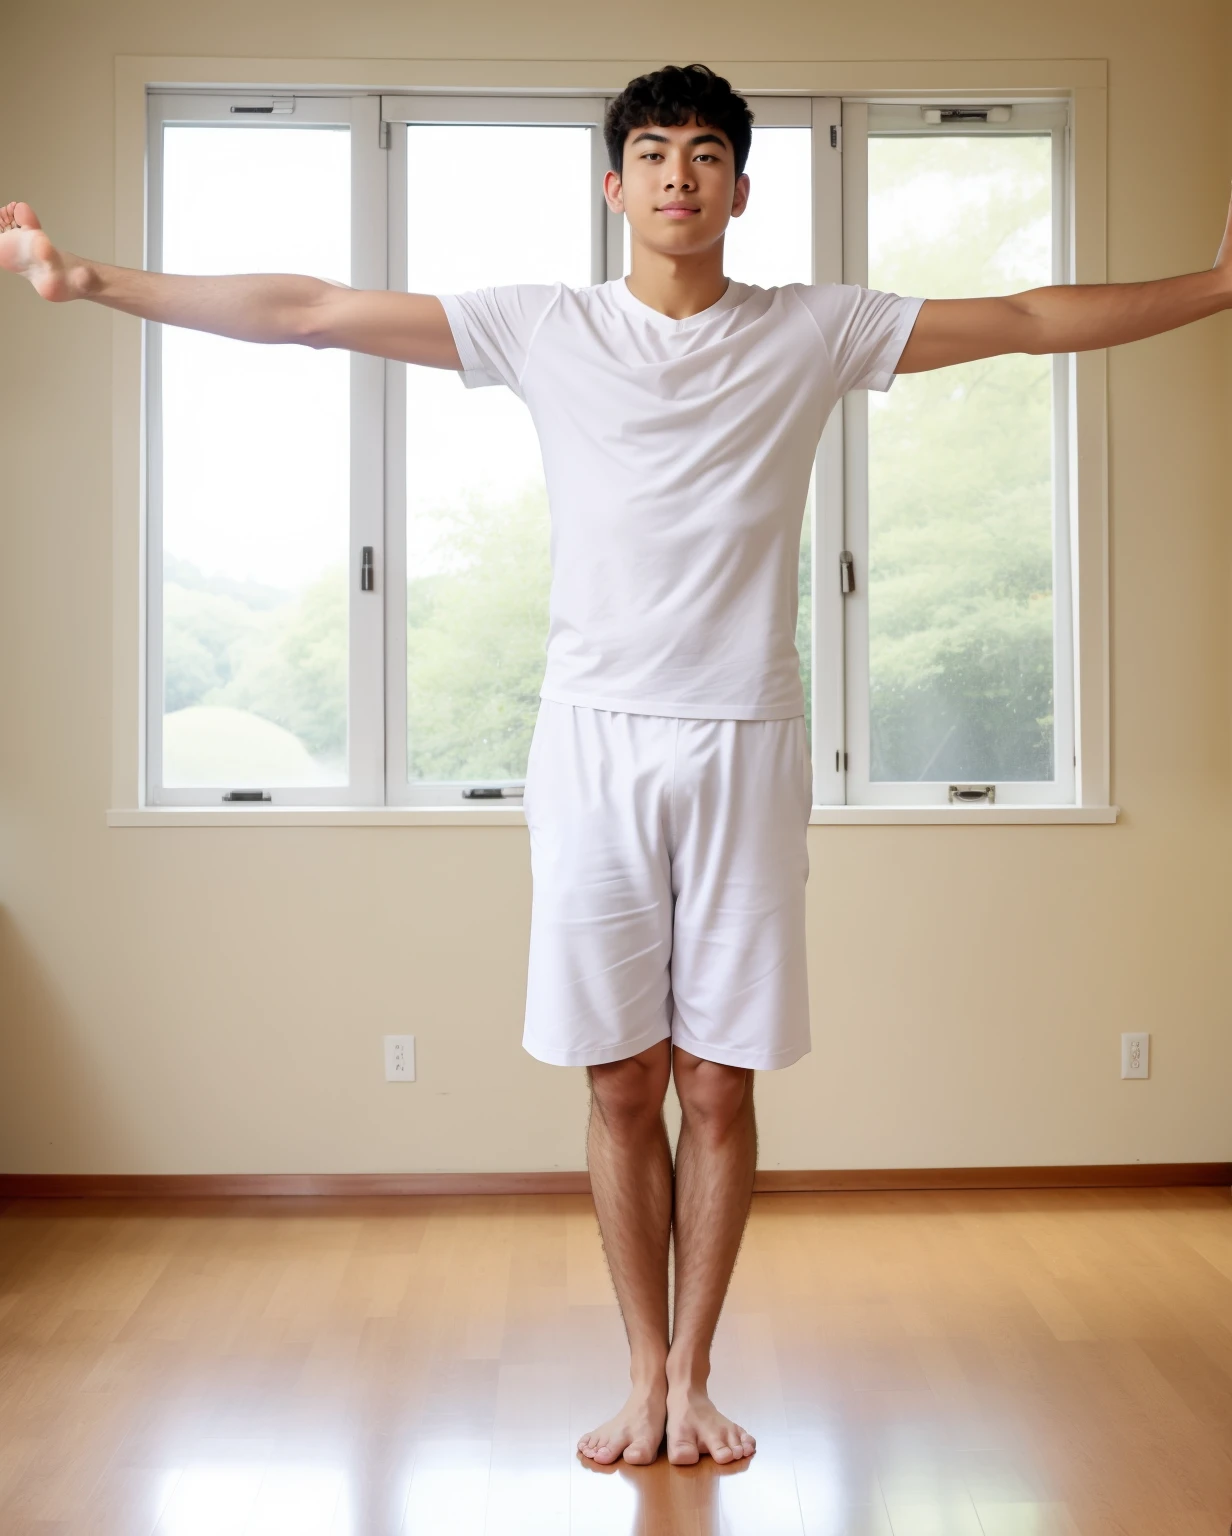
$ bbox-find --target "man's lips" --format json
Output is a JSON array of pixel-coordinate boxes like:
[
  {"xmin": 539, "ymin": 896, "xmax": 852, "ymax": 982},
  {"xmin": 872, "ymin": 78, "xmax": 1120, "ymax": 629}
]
[{"xmin": 657, "ymin": 205, "xmax": 700, "ymax": 218}]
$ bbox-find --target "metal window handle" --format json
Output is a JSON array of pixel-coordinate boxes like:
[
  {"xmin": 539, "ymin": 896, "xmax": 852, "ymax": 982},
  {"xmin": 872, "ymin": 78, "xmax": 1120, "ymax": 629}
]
[
  {"xmin": 949, "ymin": 784, "xmax": 996, "ymax": 805},
  {"xmin": 361, "ymin": 546, "xmax": 374, "ymax": 592},
  {"xmin": 840, "ymin": 550, "xmax": 855, "ymax": 594}
]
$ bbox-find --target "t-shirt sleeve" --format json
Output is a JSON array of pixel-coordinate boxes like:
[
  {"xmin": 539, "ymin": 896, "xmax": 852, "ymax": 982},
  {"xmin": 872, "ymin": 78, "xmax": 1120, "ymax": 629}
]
[
  {"xmin": 436, "ymin": 284, "xmax": 560, "ymax": 396},
  {"xmin": 795, "ymin": 283, "xmax": 926, "ymax": 395}
]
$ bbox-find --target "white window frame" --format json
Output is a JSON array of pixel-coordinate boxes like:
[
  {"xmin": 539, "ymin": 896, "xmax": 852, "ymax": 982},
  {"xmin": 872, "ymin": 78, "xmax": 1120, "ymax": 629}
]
[
  {"xmin": 833, "ymin": 101, "xmax": 1075, "ymax": 807},
  {"xmin": 109, "ymin": 58, "xmax": 1113, "ymax": 827},
  {"xmin": 381, "ymin": 94, "xmax": 612, "ymax": 805},
  {"xmin": 144, "ymin": 91, "xmax": 387, "ymax": 807}
]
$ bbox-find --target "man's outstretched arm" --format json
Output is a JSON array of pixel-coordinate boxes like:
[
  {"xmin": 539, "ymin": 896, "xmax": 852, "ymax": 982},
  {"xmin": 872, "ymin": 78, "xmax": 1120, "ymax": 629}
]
[
  {"xmin": 897, "ymin": 185, "xmax": 1232, "ymax": 373},
  {"xmin": 0, "ymin": 200, "xmax": 461, "ymax": 370}
]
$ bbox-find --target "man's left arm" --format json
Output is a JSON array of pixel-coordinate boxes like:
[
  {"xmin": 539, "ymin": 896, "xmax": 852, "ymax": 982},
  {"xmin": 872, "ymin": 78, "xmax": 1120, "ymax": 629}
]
[{"xmin": 896, "ymin": 186, "xmax": 1232, "ymax": 373}]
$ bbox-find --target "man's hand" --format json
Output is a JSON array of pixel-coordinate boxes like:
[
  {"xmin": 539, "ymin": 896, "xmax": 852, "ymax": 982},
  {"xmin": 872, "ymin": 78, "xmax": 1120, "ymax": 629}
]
[
  {"xmin": 0, "ymin": 202, "xmax": 83, "ymax": 302},
  {"xmin": 0, "ymin": 197, "xmax": 461, "ymax": 368},
  {"xmin": 896, "ymin": 182, "xmax": 1232, "ymax": 373}
]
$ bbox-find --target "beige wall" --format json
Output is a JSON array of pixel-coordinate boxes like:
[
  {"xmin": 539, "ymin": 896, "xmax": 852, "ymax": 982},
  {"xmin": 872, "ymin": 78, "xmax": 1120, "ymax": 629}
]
[{"xmin": 1, "ymin": 0, "xmax": 1229, "ymax": 1175}]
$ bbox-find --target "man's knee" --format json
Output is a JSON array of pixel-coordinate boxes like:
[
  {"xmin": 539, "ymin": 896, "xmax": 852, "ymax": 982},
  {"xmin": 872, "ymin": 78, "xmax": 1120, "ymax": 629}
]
[
  {"xmin": 673, "ymin": 1050, "xmax": 753, "ymax": 1135},
  {"xmin": 588, "ymin": 1040, "xmax": 670, "ymax": 1131}
]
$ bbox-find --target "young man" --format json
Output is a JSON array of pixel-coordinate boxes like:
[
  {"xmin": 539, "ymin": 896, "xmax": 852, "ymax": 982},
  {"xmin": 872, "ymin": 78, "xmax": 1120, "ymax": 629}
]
[{"xmin": 4, "ymin": 61, "xmax": 1230, "ymax": 1470}]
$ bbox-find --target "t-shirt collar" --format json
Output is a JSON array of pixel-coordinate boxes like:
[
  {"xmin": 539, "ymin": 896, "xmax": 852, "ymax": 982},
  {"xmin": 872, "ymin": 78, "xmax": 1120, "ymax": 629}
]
[{"xmin": 610, "ymin": 275, "xmax": 748, "ymax": 331}]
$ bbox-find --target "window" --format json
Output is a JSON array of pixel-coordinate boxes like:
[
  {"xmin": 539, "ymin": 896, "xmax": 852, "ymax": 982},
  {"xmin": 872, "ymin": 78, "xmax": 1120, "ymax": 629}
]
[
  {"xmin": 385, "ymin": 100, "xmax": 606, "ymax": 803},
  {"xmin": 144, "ymin": 90, "xmax": 1074, "ymax": 810},
  {"xmin": 146, "ymin": 94, "xmax": 384, "ymax": 807},
  {"xmin": 838, "ymin": 104, "xmax": 1073, "ymax": 806}
]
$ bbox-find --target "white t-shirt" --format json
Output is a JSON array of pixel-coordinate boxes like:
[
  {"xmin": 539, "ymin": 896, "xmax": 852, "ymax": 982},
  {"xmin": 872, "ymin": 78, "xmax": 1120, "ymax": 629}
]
[{"xmin": 439, "ymin": 277, "xmax": 923, "ymax": 721}]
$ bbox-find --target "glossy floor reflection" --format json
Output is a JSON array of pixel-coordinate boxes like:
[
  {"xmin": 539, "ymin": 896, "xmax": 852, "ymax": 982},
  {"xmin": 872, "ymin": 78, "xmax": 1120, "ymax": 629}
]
[{"xmin": 0, "ymin": 1188, "xmax": 1230, "ymax": 1534}]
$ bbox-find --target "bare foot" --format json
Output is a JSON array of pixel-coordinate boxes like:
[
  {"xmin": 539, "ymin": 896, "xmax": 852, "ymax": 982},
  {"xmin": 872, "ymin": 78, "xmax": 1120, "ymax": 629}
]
[
  {"xmin": 577, "ymin": 1379, "xmax": 667, "ymax": 1465},
  {"xmin": 665, "ymin": 1383, "xmax": 756, "ymax": 1465}
]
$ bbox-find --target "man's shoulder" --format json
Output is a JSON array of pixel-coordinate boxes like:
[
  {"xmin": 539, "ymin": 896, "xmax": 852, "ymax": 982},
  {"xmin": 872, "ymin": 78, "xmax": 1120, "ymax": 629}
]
[
  {"xmin": 500, "ymin": 278, "xmax": 618, "ymax": 322},
  {"xmin": 728, "ymin": 281, "xmax": 847, "ymax": 319}
]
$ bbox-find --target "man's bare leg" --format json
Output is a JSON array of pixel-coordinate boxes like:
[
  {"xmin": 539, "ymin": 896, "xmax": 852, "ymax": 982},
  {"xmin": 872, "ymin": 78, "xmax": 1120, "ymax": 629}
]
[
  {"xmin": 577, "ymin": 1039, "xmax": 673, "ymax": 1465},
  {"xmin": 664, "ymin": 1046, "xmax": 758, "ymax": 1465}
]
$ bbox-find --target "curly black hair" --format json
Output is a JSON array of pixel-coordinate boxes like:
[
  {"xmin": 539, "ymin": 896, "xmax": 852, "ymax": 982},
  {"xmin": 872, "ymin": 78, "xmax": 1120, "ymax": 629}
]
[{"xmin": 604, "ymin": 64, "xmax": 754, "ymax": 177}]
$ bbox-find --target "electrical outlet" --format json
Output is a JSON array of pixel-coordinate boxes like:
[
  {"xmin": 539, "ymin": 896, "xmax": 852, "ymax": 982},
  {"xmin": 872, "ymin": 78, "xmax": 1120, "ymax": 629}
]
[
  {"xmin": 384, "ymin": 1035, "xmax": 416, "ymax": 1082},
  {"xmin": 1121, "ymin": 1032, "xmax": 1149, "ymax": 1079}
]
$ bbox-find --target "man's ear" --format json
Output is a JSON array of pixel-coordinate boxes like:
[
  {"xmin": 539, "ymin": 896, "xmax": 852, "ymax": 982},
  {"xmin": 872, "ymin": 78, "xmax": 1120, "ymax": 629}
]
[
  {"xmin": 730, "ymin": 172, "xmax": 751, "ymax": 220},
  {"xmin": 603, "ymin": 168, "xmax": 625, "ymax": 215}
]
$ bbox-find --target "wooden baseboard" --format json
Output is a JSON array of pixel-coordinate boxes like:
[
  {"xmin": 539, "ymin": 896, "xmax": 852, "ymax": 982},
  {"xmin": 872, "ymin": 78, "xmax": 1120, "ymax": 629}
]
[
  {"xmin": 751, "ymin": 1164, "xmax": 1232, "ymax": 1192},
  {"xmin": 0, "ymin": 1164, "xmax": 1228, "ymax": 1200}
]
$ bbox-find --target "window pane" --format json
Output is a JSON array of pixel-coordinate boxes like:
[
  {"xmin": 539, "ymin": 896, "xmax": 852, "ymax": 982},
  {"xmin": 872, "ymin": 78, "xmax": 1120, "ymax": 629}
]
[
  {"xmin": 866, "ymin": 135, "xmax": 1054, "ymax": 782},
  {"xmin": 723, "ymin": 126, "xmax": 812, "ymax": 287},
  {"xmin": 160, "ymin": 125, "xmax": 351, "ymax": 788},
  {"xmin": 405, "ymin": 125, "xmax": 592, "ymax": 785}
]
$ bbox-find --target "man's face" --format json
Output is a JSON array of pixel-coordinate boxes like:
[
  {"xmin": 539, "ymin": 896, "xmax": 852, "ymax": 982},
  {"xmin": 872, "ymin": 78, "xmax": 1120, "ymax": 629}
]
[{"xmin": 604, "ymin": 116, "xmax": 749, "ymax": 258}]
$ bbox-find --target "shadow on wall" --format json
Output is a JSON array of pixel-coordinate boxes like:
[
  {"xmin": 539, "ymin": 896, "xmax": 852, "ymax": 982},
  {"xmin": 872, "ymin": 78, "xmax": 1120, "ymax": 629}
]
[{"xmin": 0, "ymin": 905, "xmax": 134, "ymax": 1177}]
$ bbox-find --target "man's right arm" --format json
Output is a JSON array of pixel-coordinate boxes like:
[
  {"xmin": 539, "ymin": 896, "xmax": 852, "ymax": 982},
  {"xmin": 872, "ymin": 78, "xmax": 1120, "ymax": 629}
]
[{"xmin": 0, "ymin": 200, "xmax": 461, "ymax": 370}]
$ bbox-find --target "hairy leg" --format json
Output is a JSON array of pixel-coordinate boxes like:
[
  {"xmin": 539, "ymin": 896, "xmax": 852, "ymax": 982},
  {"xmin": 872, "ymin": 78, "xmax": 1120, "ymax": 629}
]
[
  {"xmin": 577, "ymin": 1039, "xmax": 673, "ymax": 1465},
  {"xmin": 664, "ymin": 1046, "xmax": 758, "ymax": 1465}
]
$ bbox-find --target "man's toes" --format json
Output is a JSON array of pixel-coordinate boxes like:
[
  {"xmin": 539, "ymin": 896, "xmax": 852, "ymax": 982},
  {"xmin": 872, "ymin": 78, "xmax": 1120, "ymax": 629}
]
[
  {"xmin": 667, "ymin": 1439, "xmax": 700, "ymax": 1466},
  {"xmin": 593, "ymin": 1441, "xmax": 620, "ymax": 1464},
  {"xmin": 622, "ymin": 1438, "xmax": 656, "ymax": 1465},
  {"xmin": 712, "ymin": 1442, "xmax": 734, "ymax": 1463}
]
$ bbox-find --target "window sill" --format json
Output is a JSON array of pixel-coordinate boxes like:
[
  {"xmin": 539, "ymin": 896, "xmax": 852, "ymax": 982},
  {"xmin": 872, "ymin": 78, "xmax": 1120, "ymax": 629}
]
[
  {"xmin": 107, "ymin": 805, "xmax": 1120, "ymax": 828},
  {"xmin": 810, "ymin": 805, "xmax": 1119, "ymax": 825},
  {"xmin": 107, "ymin": 807, "xmax": 530, "ymax": 827}
]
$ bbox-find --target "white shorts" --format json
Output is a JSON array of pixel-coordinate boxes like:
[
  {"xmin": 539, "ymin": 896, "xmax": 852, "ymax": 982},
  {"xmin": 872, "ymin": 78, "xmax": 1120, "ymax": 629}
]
[{"xmin": 522, "ymin": 699, "xmax": 813, "ymax": 1072}]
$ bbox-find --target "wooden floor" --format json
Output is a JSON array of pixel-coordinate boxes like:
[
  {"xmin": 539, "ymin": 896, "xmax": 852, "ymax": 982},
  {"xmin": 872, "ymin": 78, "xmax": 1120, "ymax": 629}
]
[{"xmin": 0, "ymin": 1189, "xmax": 1230, "ymax": 1535}]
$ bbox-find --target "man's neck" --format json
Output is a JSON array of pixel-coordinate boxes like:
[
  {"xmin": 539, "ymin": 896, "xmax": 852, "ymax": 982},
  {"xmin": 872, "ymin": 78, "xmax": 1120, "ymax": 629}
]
[{"xmin": 623, "ymin": 242, "xmax": 729, "ymax": 320}]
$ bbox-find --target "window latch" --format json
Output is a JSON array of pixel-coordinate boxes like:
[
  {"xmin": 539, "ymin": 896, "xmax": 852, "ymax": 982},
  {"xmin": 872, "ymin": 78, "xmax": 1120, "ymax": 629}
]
[
  {"xmin": 462, "ymin": 785, "xmax": 525, "ymax": 799},
  {"xmin": 839, "ymin": 550, "xmax": 855, "ymax": 594},
  {"xmin": 222, "ymin": 790, "xmax": 272, "ymax": 803},
  {"xmin": 361, "ymin": 546, "xmax": 374, "ymax": 592},
  {"xmin": 229, "ymin": 97, "xmax": 294, "ymax": 116},
  {"xmin": 922, "ymin": 106, "xmax": 1012, "ymax": 126},
  {"xmin": 949, "ymin": 784, "xmax": 996, "ymax": 805}
]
